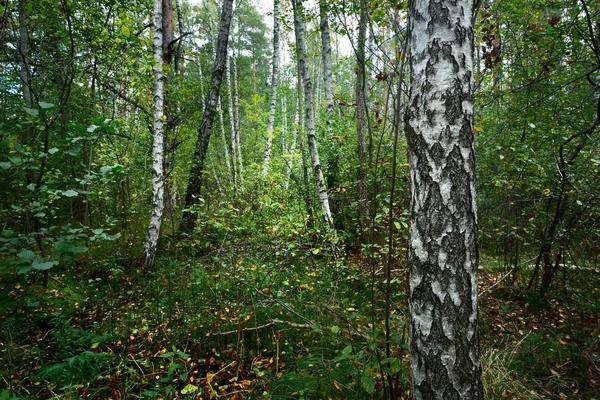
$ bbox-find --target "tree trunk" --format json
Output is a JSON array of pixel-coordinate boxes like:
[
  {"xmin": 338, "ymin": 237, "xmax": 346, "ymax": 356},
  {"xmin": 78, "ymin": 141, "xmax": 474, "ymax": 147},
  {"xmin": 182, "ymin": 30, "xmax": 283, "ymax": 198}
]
[
  {"xmin": 232, "ymin": 28, "xmax": 243, "ymax": 180},
  {"xmin": 162, "ymin": 0, "xmax": 174, "ymax": 64},
  {"xmin": 180, "ymin": 0, "xmax": 234, "ymax": 234},
  {"xmin": 262, "ymin": 0, "xmax": 281, "ymax": 176},
  {"xmin": 355, "ymin": 0, "xmax": 369, "ymax": 229},
  {"xmin": 406, "ymin": 0, "xmax": 483, "ymax": 398},
  {"xmin": 292, "ymin": 0, "xmax": 340, "ymax": 258},
  {"xmin": 226, "ymin": 51, "xmax": 237, "ymax": 186},
  {"xmin": 144, "ymin": 0, "xmax": 166, "ymax": 266},
  {"xmin": 318, "ymin": 0, "xmax": 334, "ymax": 114}
]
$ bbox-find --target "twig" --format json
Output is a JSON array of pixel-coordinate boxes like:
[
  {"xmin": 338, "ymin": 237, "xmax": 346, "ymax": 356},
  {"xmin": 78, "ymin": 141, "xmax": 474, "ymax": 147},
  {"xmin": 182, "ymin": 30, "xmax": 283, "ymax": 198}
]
[
  {"xmin": 211, "ymin": 319, "xmax": 313, "ymax": 336},
  {"xmin": 49, "ymin": 274, "xmax": 67, "ymax": 287},
  {"xmin": 239, "ymin": 280, "xmax": 314, "ymax": 325}
]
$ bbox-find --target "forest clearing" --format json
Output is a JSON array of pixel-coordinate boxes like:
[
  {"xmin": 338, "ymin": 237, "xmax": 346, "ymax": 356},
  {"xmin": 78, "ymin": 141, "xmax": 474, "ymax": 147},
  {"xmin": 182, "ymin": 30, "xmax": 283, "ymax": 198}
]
[{"xmin": 1, "ymin": 0, "xmax": 599, "ymax": 398}]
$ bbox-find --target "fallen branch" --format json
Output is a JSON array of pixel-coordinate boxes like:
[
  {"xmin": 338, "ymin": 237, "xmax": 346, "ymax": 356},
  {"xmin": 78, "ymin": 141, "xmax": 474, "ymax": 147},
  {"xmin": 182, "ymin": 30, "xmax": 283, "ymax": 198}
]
[
  {"xmin": 239, "ymin": 280, "xmax": 314, "ymax": 325},
  {"xmin": 211, "ymin": 318, "xmax": 314, "ymax": 336}
]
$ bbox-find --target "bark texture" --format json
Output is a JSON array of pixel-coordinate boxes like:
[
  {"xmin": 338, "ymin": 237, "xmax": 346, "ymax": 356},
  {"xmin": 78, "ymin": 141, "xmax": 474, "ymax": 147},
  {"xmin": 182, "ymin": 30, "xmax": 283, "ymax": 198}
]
[
  {"xmin": 262, "ymin": 0, "xmax": 281, "ymax": 175},
  {"xmin": 355, "ymin": 0, "xmax": 369, "ymax": 227},
  {"xmin": 144, "ymin": 0, "xmax": 166, "ymax": 266},
  {"xmin": 292, "ymin": 0, "xmax": 340, "ymax": 257},
  {"xmin": 406, "ymin": 0, "xmax": 483, "ymax": 398},
  {"xmin": 292, "ymin": 0, "xmax": 331, "ymax": 225},
  {"xmin": 180, "ymin": 0, "xmax": 234, "ymax": 234},
  {"xmin": 318, "ymin": 0, "xmax": 334, "ymax": 114}
]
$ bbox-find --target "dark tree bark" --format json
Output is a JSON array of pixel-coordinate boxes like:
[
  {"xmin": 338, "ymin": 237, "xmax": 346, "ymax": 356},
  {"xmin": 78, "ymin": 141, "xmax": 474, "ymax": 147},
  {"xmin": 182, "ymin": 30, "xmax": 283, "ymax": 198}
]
[
  {"xmin": 180, "ymin": 0, "xmax": 234, "ymax": 234},
  {"xmin": 406, "ymin": 0, "xmax": 483, "ymax": 398}
]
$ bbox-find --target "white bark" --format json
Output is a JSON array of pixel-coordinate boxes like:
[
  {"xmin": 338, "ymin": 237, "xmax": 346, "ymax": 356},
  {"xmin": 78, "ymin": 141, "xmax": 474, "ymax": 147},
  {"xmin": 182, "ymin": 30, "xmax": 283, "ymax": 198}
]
[
  {"xmin": 318, "ymin": 0, "xmax": 334, "ymax": 114},
  {"xmin": 226, "ymin": 51, "xmax": 237, "ymax": 183},
  {"xmin": 262, "ymin": 0, "xmax": 281, "ymax": 176},
  {"xmin": 144, "ymin": 0, "xmax": 166, "ymax": 267},
  {"xmin": 407, "ymin": 0, "xmax": 482, "ymax": 398},
  {"xmin": 218, "ymin": 97, "xmax": 232, "ymax": 180},
  {"xmin": 232, "ymin": 28, "xmax": 243, "ymax": 179},
  {"xmin": 292, "ymin": 0, "xmax": 340, "ymax": 257}
]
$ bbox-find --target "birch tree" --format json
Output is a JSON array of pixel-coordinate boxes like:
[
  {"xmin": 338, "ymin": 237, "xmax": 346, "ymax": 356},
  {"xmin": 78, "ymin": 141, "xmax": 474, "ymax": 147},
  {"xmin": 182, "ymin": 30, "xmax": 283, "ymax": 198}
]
[
  {"xmin": 406, "ymin": 0, "xmax": 483, "ymax": 398},
  {"xmin": 318, "ymin": 0, "xmax": 334, "ymax": 114},
  {"xmin": 181, "ymin": 0, "xmax": 234, "ymax": 234},
  {"xmin": 144, "ymin": 0, "xmax": 166, "ymax": 267},
  {"xmin": 262, "ymin": 0, "xmax": 281, "ymax": 176},
  {"xmin": 292, "ymin": 0, "xmax": 340, "ymax": 257}
]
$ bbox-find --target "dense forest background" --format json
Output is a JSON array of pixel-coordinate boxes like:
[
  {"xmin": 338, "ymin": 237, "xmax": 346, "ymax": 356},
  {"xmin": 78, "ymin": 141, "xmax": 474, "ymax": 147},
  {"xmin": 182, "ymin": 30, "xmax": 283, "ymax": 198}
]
[{"xmin": 0, "ymin": 0, "xmax": 599, "ymax": 398}]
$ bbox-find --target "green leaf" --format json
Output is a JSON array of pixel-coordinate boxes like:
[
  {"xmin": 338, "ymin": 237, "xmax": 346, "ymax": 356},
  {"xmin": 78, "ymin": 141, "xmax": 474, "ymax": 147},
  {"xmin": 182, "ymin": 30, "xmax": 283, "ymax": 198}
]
[
  {"xmin": 394, "ymin": 221, "xmax": 401, "ymax": 230},
  {"xmin": 361, "ymin": 372, "xmax": 375, "ymax": 394},
  {"xmin": 342, "ymin": 345, "xmax": 352, "ymax": 355},
  {"xmin": 331, "ymin": 326, "xmax": 340, "ymax": 334},
  {"xmin": 100, "ymin": 165, "xmax": 113, "ymax": 174},
  {"xmin": 1, "ymin": 229, "xmax": 14, "ymax": 238},
  {"xmin": 17, "ymin": 264, "xmax": 34, "ymax": 274},
  {"xmin": 34, "ymin": 212, "xmax": 45, "ymax": 218},
  {"xmin": 91, "ymin": 117, "xmax": 109, "ymax": 124},
  {"xmin": 65, "ymin": 147, "xmax": 81, "ymax": 156},
  {"xmin": 17, "ymin": 249, "xmax": 35, "ymax": 260},
  {"xmin": 107, "ymin": 233, "xmax": 121, "ymax": 241},
  {"xmin": 92, "ymin": 228, "xmax": 104, "ymax": 235},
  {"xmin": 23, "ymin": 107, "xmax": 39, "ymax": 117},
  {"xmin": 122, "ymin": 26, "xmax": 131, "ymax": 37},
  {"xmin": 48, "ymin": 147, "xmax": 59, "ymax": 155},
  {"xmin": 32, "ymin": 260, "xmax": 57, "ymax": 271},
  {"xmin": 61, "ymin": 190, "xmax": 78, "ymax": 197},
  {"xmin": 391, "ymin": 358, "xmax": 402, "ymax": 374},
  {"xmin": 0, "ymin": 162, "xmax": 10, "ymax": 169},
  {"xmin": 71, "ymin": 246, "xmax": 88, "ymax": 253},
  {"xmin": 38, "ymin": 101, "xmax": 55, "ymax": 109}
]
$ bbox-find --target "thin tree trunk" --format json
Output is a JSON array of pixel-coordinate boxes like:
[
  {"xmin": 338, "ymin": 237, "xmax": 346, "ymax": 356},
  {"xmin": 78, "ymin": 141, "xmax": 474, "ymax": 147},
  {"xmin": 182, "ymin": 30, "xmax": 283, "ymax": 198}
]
[
  {"xmin": 356, "ymin": 0, "xmax": 369, "ymax": 228},
  {"xmin": 406, "ymin": 0, "xmax": 483, "ymax": 398},
  {"xmin": 180, "ymin": 0, "xmax": 234, "ymax": 234},
  {"xmin": 318, "ymin": 0, "xmax": 334, "ymax": 114},
  {"xmin": 262, "ymin": 0, "xmax": 281, "ymax": 176},
  {"xmin": 232, "ymin": 28, "xmax": 243, "ymax": 179},
  {"xmin": 162, "ymin": 0, "xmax": 174, "ymax": 64},
  {"xmin": 218, "ymin": 97, "xmax": 233, "ymax": 180},
  {"xmin": 226, "ymin": 51, "xmax": 237, "ymax": 185},
  {"xmin": 144, "ymin": 0, "xmax": 166, "ymax": 266},
  {"xmin": 292, "ymin": 0, "xmax": 340, "ymax": 258}
]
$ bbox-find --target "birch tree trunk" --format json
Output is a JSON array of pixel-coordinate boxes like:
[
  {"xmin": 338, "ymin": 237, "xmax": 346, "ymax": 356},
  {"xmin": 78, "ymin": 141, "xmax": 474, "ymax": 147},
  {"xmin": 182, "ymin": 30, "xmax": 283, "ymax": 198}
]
[
  {"xmin": 180, "ymin": 0, "xmax": 234, "ymax": 234},
  {"xmin": 355, "ymin": 0, "xmax": 370, "ymax": 228},
  {"xmin": 292, "ymin": 0, "xmax": 340, "ymax": 258},
  {"xmin": 226, "ymin": 51, "xmax": 237, "ymax": 185},
  {"xmin": 262, "ymin": 0, "xmax": 281, "ymax": 176},
  {"xmin": 232, "ymin": 30, "xmax": 243, "ymax": 179},
  {"xmin": 144, "ymin": 0, "xmax": 166, "ymax": 266},
  {"xmin": 406, "ymin": 0, "xmax": 483, "ymax": 398},
  {"xmin": 318, "ymin": 0, "xmax": 334, "ymax": 114}
]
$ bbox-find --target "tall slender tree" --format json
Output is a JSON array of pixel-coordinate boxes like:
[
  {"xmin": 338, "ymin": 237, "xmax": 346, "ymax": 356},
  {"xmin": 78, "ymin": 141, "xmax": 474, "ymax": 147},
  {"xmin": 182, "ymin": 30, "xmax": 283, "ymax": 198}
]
[
  {"xmin": 262, "ymin": 0, "xmax": 281, "ymax": 175},
  {"xmin": 181, "ymin": 0, "xmax": 235, "ymax": 234},
  {"xmin": 406, "ymin": 0, "xmax": 483, "ymax": 398},
  {"xmin": 318, "ymin": 0, "xmax": 334, "ymax": 114},
  {"xmin": 355, "ymin": 0, "xmax": 369, "ymax": 228},
  {"xmin": 292, "ymin": 0, "xmax": 340, "ymax": 258},
  {"xmin": 144, "ymin": 0, "xmax": 166, "ymax": 266}
]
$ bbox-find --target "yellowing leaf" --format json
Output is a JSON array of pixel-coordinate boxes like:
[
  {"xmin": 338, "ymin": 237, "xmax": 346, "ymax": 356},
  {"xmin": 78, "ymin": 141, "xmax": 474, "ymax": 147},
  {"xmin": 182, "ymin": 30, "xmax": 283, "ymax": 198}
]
[
  {"xmin": 474, "ymin": 126, "xmax": 484, "ymax": 132},
  {"xmin": 181, "ymin": 383, "xmax": 198, "ymax": 394},
  {"xmin": 558, "ymin": 337, "xmax": 569, "ymax": 345}
]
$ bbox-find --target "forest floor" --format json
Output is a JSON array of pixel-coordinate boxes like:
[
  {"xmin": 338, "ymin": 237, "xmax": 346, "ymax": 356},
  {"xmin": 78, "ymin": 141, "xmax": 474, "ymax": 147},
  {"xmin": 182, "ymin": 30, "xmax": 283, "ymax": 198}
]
[{"xmin": 1, "ymin": 243, "xmax": 599, "ymax": 399}]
